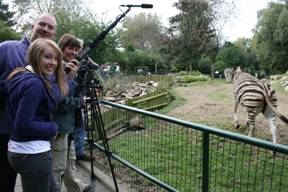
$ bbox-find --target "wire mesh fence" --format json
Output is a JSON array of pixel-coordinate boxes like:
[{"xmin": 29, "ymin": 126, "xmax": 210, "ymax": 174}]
[{"xmin": 91, "ymin": 100, "xmax": 288, "ymax": 192}]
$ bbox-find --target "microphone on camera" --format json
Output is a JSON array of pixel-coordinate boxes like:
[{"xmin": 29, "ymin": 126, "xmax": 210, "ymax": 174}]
[{"xmin": 120, "ymin": 4, "xmax": 153, "ymax": 8}]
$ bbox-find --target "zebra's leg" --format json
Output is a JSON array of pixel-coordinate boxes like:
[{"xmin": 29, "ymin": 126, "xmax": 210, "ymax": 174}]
[
  {"xmin": 263, "ymin": 106, "xmax": 277, "ymax": 143},
  {"xmin": 233, "ymin": 101, "xmax": 240, "ymax": 129},
  {"xmin": 247, "ymin": 122, "xmax": 255, "ymax": 137},
  {"xmin": 247, "ymin": 112, "xmax": 256, "ymax": 137}
]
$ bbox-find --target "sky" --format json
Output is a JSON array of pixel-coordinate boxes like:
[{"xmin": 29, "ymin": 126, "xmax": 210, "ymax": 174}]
[
  {"xmin": 3, "ymin": 0, "xmax": 277, "ymax": 42},
  {"xmin": 82, "ymin": 0, "xmax": 277, "ymax": 42},
  {"xmin": 222, "ymin": 0, "xmax": 277, "ymax": 41}
]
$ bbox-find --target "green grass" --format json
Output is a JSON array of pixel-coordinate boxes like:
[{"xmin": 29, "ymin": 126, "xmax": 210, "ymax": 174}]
[
  {"xmin": 158, "ymin": 89, "xmax": 185, "ymax": 114},
  {"xmin": 109, "ymin": 127, "xmax": 203, "ymax": 191},
  {"xmin": 107, "ymin": 123, "xmax": 287, "ymax": 192}
]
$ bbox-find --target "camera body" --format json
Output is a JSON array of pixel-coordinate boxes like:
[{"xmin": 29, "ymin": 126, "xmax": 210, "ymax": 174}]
[
  {"xmin": 64, "ymin": 60, "xmax": 79, "ymax": 74},
  {"xmin": 75, "ymin": 61, "xmax": 103, "ymax": 97}
]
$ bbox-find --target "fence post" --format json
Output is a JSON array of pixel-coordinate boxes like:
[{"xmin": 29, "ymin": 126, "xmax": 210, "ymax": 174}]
[{"xmin": 202, "ymin": 132, "xmax": 209, "ymax": 192}]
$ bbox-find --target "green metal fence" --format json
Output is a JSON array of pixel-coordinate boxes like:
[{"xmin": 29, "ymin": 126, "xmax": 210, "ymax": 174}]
[{"xmin": 92, "ymin": 99, "xmax": 288, "ymax": 192}]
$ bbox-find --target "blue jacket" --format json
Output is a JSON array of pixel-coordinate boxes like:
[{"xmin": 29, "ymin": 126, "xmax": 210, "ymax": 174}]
[
  {"xmin": 52, "ymin": 79, "xmax": 83, "ymax": 135},
  {"xmin": 0, "ymin": 38, "xmax": 30, "ymax": 80},
  {"xmin": 4, "ymin": 72, "xmax": 58, "ymax": 142},
  {"xmin": 0, "ymin": 38, "xmax": 30, "ymax": 134}
]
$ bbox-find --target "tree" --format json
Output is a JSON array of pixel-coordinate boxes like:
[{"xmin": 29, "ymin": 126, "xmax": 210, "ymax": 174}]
[
  {"xmin": 215, "ymin": 42, "xmax": 245, "ymax": 71},
  {"xmin": 122, "ymin": 13, "xmax": 164, "ymax": 52},
  {"xmin": 0, "ymin": 0, "xmax": 20, "ymax": 41},
  {"xmin": 120, "ymin": 13, "xmax": 167, "ymax": 73},
  {"xmin": 0, "ymin": 0, "xmax": 16, "ymax": 26},
  {"xmin": 254, "ymin": 2, "xmax": 288, "ymax": 73},
  {"xmin": 167, "ymin": 0, "xmax": 216, "ymax": 72},
  {"xmin": 234, "ymin": 37, "xmax": 259, "ymax": 73},
  {"xmin": 11, "ymin": 0, "xmax": 122, "ymax": 64},
  {"xmin": 11, "ymin": 0, "xmax": 90, "ymax": 33},
  {"xmin": 119, "ymin": 47, "xmax": 158, "ymax": 73},
  {"xmin": 197, "ymin": 55, "xmax": 213, "ymax": 74},
  {"xmin": 206, "ymin": 0, "xmax": 237, "ymax": 77},
  {"xmin": 209, "ymin": 0, "xmax": 237, "ymax": 44},
  {"xmin": 164, "ymin": 0, "xmax": 237, "ymax": 74},
  {"xmin": 0, "ymin": 20, "xmax": 21, "ymax": 42}
]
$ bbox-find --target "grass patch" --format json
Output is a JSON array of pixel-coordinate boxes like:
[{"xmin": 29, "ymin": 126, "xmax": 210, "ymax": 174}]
[
  {"xmin": 158, "ymin": 89, "xmax": 185, "ymax": 114},
  {"xmin": 207, "ymin": 87, "xmax": 232, "ymax": 102},
  {"xmin": 178, "ymin": 78, "xmax": 227, "ymax": 87}
]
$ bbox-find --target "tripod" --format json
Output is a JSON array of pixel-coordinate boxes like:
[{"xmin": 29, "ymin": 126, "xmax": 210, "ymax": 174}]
[
  {"xmin": 75, "ymin": 5, "xmax": 153, "ymax": 191},
  {"xmin": 81, "ymin": 84, "xmax": 119, "ymax": 192},
  {"xmin": 75, "ymin": 7, "xmax": 132, "ymax": 191}
]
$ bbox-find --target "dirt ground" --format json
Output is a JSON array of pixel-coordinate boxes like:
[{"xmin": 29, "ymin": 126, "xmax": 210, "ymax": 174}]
[{"xmin": 166, "ymin": 81, "xmax": 288, "ymax": 145}]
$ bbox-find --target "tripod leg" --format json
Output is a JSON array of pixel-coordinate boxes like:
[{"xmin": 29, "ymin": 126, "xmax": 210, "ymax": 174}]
[
  {"xmin": 90, "ymin": 88, "xmax": 119, "ymax": 192},
  {"xmin": 83, "ymin": 104, "xmax": 96, "ymax": 191}
]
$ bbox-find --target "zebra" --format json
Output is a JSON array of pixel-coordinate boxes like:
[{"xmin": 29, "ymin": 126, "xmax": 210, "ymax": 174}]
[
  {"xmin": 224, "ymin": 68, "xmax": 234, "ymax": 82},
  {"xmin": 231, "ymin": 67, "xmax": 288, "ymax": 143}
]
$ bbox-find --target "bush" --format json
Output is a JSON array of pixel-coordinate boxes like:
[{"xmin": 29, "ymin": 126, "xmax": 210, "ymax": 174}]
[
  {"xmin": 170, "ymin": 65, "xmax": 179, "ymax": 73},
  {"xmin": 189, "ymin": 71, "xmax": 202, "ymax": 76}
]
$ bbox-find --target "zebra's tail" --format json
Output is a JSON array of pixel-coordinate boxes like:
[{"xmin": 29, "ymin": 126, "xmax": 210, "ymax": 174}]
[
  {"xmin": 278, "ymin": 113, "xmax": 288, "ymax": 124},
  {"xmin": 264, "ymin": 92, "xmax": 288, "ymax": 124},
  {"xmin": 270, "ymin": 105, "xmax": 288, "ymax": 124},
  {"xmin": 259, "ymin": 80, "xmax": 288, "ymax": 124}
]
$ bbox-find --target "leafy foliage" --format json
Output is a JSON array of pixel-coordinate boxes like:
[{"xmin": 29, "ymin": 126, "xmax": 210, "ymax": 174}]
[
  {"xmin": 10, "ymin": 0, "xmax": 122, "ymax": 64},
  {"xmin": 122, "ymin": 13, "xmax": 164, "ymax": 52},
  {"xmin": 254, "ymin": 2, "xmax": 288, "ymax": 73},
  {"xmin": 164, "ymin": 0, "xmax": 236, "ymax": 74},
  {"xmin": 197, "ymin": 55, "xmax": 213, "ymax": 74},
  {"xmin": 0, "ymin": 0, "xmax": 16, "ymax": 26},
  {"xmin": 167, "ymin": 0, "xmax": 217, "ymax": 72},
  {"xmin": 9, "ymin": 0, "xmax": 288, "ymax": 77},
  {"xmin": 118, "ymin": 48, "xmax": 159, "ymax": 73},
  {"xmin": 215, "ymin": 42, "xmax": 245, "ymax": 70},
  {"xmin": 0, "ymin": 20, "xmax": 21, "ymax": 42},
  {"xmin": 0, "ymin": 0, "xmax": 20, "ymax": 41}
]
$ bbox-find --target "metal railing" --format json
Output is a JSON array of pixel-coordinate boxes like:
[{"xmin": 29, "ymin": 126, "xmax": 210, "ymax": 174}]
[{"xmin": 91, "ymin": 99, "xmax": 288, "ymax": 192}]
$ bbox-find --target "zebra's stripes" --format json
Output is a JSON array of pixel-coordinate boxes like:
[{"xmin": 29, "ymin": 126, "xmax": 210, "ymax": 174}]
[{"xmin": 231, "ymin": 67, "xmax": 288, "ymax": 143}]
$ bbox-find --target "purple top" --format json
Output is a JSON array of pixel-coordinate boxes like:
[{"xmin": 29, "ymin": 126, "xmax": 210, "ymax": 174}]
[{"xmin": 4, "ymin": 72, "xmax": 57, "ymax": 142}]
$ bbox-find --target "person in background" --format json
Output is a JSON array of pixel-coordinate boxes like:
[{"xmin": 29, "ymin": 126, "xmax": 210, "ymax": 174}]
[
  {"xmin": 51, "ymin": 33, "xmax": 92, "ymax": 192},
  {"xmin": 0, "ymin": 13, "xmax": 58, "ymax": 192},
  {"xmin": 74, "ymin": 38, "xmax": 94, "ymax": 162},
  {"xmin": 5, "ymin": 38, "xmax": 67, "ymax": 192}
]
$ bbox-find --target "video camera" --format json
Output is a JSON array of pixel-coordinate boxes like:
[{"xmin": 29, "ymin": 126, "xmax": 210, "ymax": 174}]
[{"xmin": 75, "ymin": 58, "xmax": 103, "ymax": 96}]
